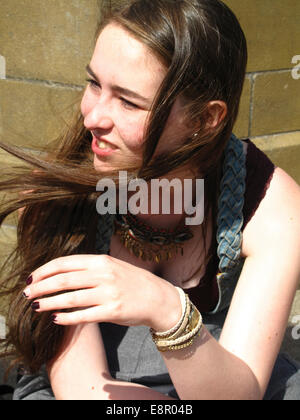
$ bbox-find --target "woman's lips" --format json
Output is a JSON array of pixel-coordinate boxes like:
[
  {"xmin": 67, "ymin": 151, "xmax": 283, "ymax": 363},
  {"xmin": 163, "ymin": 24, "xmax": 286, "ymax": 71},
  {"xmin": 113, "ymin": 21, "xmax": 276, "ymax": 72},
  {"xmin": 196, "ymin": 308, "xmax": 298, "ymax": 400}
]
[{"xmin": 91, "ymin": 136, "xmax": 119, "ymax": 157}]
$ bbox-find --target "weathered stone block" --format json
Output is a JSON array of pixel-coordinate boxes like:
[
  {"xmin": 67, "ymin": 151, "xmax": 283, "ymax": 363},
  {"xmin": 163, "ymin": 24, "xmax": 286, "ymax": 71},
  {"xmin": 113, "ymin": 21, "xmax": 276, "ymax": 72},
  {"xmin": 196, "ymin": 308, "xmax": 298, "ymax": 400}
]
[
  {"xmin": 224, "ymin": 0, "xmax": 300, "ymax": 72},
  {"xmin": 0, "ymin": 79, "xmax": 83, "ymax": 149},
  {"xmin": 253, "ymin": 132, "xmax": 300, "ymax": 185},
  {"xmin": 233, "ymin": 76, "xmax": 251, "ymax": 139},
  {"xmin": 0, "ymin": 0, "xmax": 102, "ymax": 85},
  {"xmin": 251, "ymin": 71, "xmax": 300, "ymax": 137},
  {"xmin": 0, "ymin": 225, "xmax": 17, "ymax": 262}
]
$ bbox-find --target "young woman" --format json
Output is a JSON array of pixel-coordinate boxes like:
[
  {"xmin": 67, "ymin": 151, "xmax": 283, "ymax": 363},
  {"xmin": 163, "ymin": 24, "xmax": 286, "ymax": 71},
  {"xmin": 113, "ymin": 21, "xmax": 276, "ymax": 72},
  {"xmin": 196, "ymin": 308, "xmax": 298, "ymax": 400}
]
[{"xmin": 1, "ymin": 0, "xmax": 300, "ymax": 400}]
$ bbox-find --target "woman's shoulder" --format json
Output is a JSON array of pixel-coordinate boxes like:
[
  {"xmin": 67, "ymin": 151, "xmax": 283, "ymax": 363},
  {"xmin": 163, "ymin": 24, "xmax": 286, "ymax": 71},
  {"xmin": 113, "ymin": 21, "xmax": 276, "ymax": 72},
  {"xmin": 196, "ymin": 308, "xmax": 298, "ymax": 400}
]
[
  {"xmin": 241, "ymin": 160, "xmax": 300, "ymax": 258},
  {"xmin": 242, "ymin": 139, "xmax": 275, "ymax": 231}
]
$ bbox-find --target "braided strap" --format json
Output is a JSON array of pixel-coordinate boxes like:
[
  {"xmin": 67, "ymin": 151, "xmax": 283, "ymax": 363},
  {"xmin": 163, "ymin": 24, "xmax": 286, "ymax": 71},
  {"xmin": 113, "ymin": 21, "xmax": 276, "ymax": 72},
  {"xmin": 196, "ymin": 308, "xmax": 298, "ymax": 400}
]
[
  {"xmin": 217, "ymin": 134, "xmax": 246, "ymax": 273},
  {"xmin": 95, "ymin": 213, "xmax": 116, "ymax": 255}
]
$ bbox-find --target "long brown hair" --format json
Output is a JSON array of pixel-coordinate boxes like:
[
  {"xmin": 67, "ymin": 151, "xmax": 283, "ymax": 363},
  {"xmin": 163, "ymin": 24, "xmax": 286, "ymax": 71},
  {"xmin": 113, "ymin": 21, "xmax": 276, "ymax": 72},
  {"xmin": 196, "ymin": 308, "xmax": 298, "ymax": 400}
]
[{"xmin": 0, "ymin": 0, "xmax": 247, "ymax": 374}]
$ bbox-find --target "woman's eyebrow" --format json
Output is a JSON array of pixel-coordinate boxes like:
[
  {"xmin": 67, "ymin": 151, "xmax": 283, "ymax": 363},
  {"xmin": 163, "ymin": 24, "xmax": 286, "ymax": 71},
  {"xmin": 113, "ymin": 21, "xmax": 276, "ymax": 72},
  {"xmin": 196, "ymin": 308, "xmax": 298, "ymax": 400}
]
[{"xmin": 85, "ymin": 64, "xmax": 151, "ymax": 105}]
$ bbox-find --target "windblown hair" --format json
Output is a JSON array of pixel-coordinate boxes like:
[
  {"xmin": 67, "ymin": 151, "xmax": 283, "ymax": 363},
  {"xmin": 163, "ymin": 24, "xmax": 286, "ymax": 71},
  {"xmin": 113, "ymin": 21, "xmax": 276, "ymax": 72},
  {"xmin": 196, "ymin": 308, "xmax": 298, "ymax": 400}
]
[{"xmin": 0, "ymin": 0, "xmax": 247, "ymax": 373}]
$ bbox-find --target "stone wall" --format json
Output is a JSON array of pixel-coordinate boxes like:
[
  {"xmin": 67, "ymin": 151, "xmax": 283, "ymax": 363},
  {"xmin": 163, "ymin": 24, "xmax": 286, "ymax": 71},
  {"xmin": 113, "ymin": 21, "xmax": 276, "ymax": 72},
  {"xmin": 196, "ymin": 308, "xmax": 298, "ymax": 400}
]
[
  {"xmin": 0, "ymin": 0, "xmax": 299, "ymax": 282},
  {"xmin": 1, "ymin": 0, "xmax": 299, "ymax": 175},
  {"xmin": 225, "ymin": 0, "xmax": 300, "ymax": 185},
  {"xmin": 0, "ymin": 1, "xmax": 104, "ymax": 291}
]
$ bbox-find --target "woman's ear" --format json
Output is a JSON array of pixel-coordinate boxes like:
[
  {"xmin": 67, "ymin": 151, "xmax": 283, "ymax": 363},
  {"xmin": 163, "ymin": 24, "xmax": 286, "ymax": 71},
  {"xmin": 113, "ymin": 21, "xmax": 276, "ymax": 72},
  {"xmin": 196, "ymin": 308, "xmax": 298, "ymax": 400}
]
[{"xmin": 204, "ymin": 101, "xmax": 227, "ymax": 130}]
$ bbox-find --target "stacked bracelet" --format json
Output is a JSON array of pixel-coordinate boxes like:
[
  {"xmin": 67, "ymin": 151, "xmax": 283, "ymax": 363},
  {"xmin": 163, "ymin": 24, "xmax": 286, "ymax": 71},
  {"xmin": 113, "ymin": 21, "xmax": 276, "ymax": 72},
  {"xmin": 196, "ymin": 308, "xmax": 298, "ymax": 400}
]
[
  {"xmin": 150, "ymin": 287, "xmax": 203, "ymax": 352},
  {"xmin": 151, "ymin": 287, "xmax": 188, "ymax": 338}
]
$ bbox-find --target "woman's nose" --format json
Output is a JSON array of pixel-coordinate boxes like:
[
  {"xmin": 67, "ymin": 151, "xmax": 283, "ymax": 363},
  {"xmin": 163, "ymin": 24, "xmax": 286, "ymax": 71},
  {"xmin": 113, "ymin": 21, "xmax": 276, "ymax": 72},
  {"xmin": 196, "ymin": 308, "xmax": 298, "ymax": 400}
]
[{"xmin": 83, "ymin": 102, "xmax": 114, "ymax": 131}]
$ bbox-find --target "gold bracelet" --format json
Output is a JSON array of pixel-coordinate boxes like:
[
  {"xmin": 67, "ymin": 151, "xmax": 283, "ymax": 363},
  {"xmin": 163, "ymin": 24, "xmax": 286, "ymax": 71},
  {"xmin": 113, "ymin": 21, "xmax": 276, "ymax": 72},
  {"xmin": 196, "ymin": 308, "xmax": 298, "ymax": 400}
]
[
  {"xmin": 151, "ymin": 297, "xmax": 191, "ymax": 344},
  {"xmin": 150, "ymin": 287, "xmax": 187, "ymax": 338},
  {"xmin": 152, "ymin": 302, "xmax": 196, "ymax": 345},
  {"xmin": 155, "ymin": 328, "xmax": 203, "ymax": 352},
  {"xmin": 154, "ymin": 305, "xmax": 202, "ymax": 347},
  {"xmin": 165, "ymin": 296, "xmax": 191, "ymax": 340},
  {"xmin": 151, "ymin": 297, "xmax": 203, "ymax": 352}
]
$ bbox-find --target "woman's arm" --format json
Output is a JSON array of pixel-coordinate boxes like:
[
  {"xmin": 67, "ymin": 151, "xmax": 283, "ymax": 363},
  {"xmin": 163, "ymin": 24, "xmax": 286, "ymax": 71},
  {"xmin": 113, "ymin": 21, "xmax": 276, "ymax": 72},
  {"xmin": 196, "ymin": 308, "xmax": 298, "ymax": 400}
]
[
  {"xmin": 28, "ymin": 167, "xmax": 300, "ymax": 400},
  {"xmin": 160, "ymin": 167, "xmax": 300, "ymax": 399},
  {"xmin": 47, "ymin": 323, "xmax": 174, "ymax": 400},
  {"xmin": 47, "ymin": 323, "xmax": 109, "ymax": 400}
]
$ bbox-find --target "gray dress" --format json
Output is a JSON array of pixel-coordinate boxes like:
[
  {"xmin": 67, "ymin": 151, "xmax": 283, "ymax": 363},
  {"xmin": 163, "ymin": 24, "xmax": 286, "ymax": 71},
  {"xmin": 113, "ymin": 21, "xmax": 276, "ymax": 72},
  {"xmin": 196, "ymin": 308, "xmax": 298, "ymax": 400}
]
[{"xmin": 13, "ymin": 314, "xmax": 300, "ymax": 400}]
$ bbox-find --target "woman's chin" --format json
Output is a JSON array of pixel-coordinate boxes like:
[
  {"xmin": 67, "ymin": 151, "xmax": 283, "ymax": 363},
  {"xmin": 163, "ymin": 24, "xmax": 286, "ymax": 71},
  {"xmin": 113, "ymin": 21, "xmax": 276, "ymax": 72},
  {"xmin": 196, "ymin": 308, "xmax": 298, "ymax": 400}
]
[{"xmin": 93, "ymin": 155, "xmax": 115, "ymax": 173}]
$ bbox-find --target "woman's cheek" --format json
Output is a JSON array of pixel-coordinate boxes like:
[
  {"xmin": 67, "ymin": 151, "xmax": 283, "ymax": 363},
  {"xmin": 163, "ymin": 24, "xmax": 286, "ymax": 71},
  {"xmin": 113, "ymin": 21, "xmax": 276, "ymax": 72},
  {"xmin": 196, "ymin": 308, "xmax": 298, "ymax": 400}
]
[{"xmin": 119, "ymin": 117, "xmax": 147, "ymax": 151}]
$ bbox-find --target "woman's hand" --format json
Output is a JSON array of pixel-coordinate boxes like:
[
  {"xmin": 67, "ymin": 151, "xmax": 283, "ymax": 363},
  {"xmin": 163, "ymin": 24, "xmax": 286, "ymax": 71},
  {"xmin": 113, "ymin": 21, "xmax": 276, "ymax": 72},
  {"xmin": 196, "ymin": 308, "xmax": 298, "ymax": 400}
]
[{"xmin": 23, "ymin": 254, "xmax": 181, "ymax": 331}]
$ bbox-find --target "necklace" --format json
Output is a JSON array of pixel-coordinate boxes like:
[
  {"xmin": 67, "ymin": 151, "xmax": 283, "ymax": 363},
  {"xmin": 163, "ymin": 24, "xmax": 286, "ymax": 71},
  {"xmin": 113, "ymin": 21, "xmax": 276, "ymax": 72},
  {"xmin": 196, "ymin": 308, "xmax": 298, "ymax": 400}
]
[{"xmin": 114, "ymin": 212, "xmax": 194, "ymax": 263}]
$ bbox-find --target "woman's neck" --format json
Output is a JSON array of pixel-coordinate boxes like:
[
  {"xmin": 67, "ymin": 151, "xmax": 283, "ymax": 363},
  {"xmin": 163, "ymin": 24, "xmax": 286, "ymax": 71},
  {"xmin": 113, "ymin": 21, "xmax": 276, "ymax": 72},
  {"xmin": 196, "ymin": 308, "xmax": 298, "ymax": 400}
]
[
  {"xmin": 124, "ymin": 165, "xmax": 203, "ymax": 231},
  {"xmin": 131, "ymin": 212, "xmax": 186, "ymax": 231}
]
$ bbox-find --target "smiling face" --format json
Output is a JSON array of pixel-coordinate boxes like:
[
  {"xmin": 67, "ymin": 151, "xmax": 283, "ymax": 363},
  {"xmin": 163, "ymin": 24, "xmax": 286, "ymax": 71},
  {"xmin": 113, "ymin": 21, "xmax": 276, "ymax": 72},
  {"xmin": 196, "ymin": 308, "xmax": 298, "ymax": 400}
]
[
  {"xmin": 81, "ymin": 23, "xmax": 192, "ymax": 173},
  {"xmin": 81, "ymin": 23, "xmax": 164, "ymax": 172}
]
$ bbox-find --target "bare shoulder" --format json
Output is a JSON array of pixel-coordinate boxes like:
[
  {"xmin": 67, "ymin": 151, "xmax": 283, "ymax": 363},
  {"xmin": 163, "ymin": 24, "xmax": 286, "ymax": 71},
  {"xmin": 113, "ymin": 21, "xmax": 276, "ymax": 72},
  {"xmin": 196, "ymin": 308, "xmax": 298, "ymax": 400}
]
[{"xmin": 242, "ymin": 166, "xmax": 300, "ymax": 258}]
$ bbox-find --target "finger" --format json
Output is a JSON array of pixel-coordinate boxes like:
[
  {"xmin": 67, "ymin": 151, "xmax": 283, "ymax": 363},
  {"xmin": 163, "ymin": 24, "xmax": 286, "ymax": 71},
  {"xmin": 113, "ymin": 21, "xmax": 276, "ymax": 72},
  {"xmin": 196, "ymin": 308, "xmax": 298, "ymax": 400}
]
[
  {"xmin": 31, "ymin": 288, "xmax": 99, "ymax": 313},
  {"xmin": 23, "ymin": 271, "xmax": 97, "ymax": 300},
  {"xmin": 52, "ymin": 306, "xmax": 109, "ymax": 326},
  {"xmin": 26, "ymin": 254, "xmax": 110, "ymax": 285}
]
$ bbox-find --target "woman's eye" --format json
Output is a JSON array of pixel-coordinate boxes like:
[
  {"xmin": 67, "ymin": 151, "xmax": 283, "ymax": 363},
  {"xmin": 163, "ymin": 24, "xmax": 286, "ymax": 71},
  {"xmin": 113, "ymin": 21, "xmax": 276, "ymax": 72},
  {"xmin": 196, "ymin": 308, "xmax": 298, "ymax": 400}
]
[
  {"xmin": 86, "ymin": 78, "xmax": 100, "ymax": 90},
  {"xmin": 120, "ymin": 98, "xmax": 139, "ymax": 110}
]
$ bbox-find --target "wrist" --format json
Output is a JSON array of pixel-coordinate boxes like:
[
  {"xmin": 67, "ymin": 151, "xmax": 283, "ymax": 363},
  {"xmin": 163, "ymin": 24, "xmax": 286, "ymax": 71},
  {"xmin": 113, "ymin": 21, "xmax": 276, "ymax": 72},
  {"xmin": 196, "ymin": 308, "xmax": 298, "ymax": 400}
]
[
  {"xmin": 151, "ymin": 291, "xmax": 203, "ymax": 353},
  {"xmin": 149, "ymin": 283, "xmax": 183, "ymax": 333}
]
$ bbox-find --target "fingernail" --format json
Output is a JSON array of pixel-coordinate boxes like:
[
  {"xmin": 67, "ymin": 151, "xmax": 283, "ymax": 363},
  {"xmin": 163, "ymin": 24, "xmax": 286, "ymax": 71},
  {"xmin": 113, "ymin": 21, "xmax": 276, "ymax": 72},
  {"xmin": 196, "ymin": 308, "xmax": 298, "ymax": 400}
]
[
  {"xmin": 51, "ymin": 314, "xmax": 58, "ymax": 323},
  {"xmin": 26, "ymin": 275, "xmax": 33, "ymax": 286},
  {"xmin": 23, "ymin": 289, "xmax": 30, "ymax": 299},
  {"xmin": 31, "ymin": 301, "xmax": 40, "ymax": 311}
]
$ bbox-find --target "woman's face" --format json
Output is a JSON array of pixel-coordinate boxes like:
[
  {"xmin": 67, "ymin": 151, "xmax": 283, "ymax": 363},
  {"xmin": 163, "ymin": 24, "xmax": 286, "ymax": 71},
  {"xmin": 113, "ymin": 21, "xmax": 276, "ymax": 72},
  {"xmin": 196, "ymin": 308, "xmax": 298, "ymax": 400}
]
[{"xmin": 81, "ymin": 23, "xmax": 191, "ymax": 173}]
